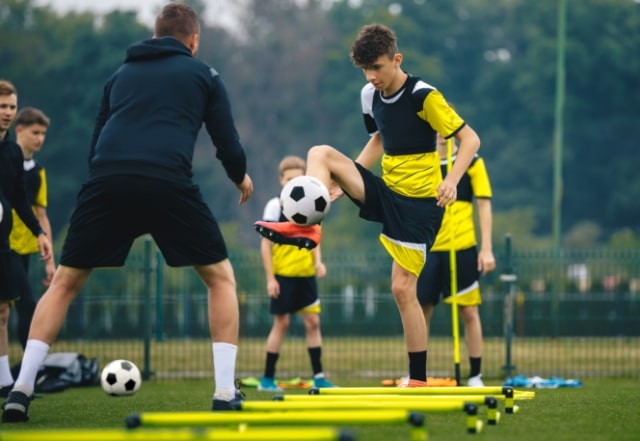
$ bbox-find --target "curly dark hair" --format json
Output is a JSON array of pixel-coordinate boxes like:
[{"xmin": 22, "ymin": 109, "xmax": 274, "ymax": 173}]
[{"xmin": 350, "ymin": 24, "xmax": 398, "ymax": 68}]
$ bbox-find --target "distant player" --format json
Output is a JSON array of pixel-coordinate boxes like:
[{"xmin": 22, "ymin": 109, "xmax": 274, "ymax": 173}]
[
  {"xmin": 258, "ymin": 155, "xmax": 335, "ymax": 392},
  {"xmin": 417, "ymin": 132, "xmax": 495, "ymax": 387}
]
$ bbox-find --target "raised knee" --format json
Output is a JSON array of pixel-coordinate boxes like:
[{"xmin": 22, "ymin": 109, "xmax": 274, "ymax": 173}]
[{"xmin": 308, "ymin": 144, "xmax": 333, "ymax": 161}]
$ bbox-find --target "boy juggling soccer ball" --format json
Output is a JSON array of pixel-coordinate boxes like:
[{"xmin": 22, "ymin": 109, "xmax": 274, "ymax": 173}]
[
  {"xmin": 257, "ymin": 155, "xmax": 335, "ymax": 392},
  {"xmin": 256, "ymin": 24, "xmax": 481, "ymax": 386}
]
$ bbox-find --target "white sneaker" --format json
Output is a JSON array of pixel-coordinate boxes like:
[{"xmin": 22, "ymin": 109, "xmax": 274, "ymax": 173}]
[{"xmin": 467, "ymin": 374, "xmax": 484, "ymax": 387}]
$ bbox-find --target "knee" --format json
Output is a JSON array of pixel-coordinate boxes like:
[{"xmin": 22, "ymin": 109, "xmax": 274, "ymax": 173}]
[
  {"xmin": 304, "ymin": 314, "xmax": 320, "ymax": 333},
  {"xmin": 307, "ymin": 145, "xmax": 334, "ymax": 163}
]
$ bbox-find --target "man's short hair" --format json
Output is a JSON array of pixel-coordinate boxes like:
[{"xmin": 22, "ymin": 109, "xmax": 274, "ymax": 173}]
[
  {"xmin": 154, "ymin": 3, "xmax": 200, "ymax": 41},
  {"xmin": 16, "ymin": 107, "xmax": 50, "ymax": 128},
  {"xmin": 0, "ymin": 79, "xmax": 17, "ymax": 97},
  {"xmin": 350, "ymin": 24, "xmax": 398, "ymax": 68}
]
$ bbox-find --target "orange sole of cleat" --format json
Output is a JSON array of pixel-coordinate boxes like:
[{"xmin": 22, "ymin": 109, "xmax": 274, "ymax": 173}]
[
  {"xmin": 397, "ymin": 379, "xmax": 430, "ymax": 388},
  {"xmin": 254, "ymin": 222, "xmax": 320, "ymax": 250}
]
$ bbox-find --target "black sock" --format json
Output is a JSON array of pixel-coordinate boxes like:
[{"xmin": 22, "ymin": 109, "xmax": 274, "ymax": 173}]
[
  {"xmin": 308, "ymin": 346, "xmax": 323, "ymax": 376},
  {"xmin": 469, "ymin": 357, "xmax": 482, "ymax": 378},
  {"xmin": 264, "ymin": 352, "xmax": 279, "ymax": 378},
  {"xmin": 408, "ymin": 351, "xmax": 427, "ymax": 382}
]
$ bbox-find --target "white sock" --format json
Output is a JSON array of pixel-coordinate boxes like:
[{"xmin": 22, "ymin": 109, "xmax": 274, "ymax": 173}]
[
  {"xmin": 212, "ymin": 342, "xmax": 237, "ymax": 400},
  {"xmin": 0, "ymin": 355, "xmax": 14, "ymax": 387},
  {"xmin": 14, "ymin": 340, "xmax": 50, "ymax": 395}
]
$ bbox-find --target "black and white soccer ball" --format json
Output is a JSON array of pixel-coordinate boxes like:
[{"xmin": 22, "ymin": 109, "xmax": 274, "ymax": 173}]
[
  {"xmin": 280, "ymin": 176, "xmax": 330, "ymax": 226},
  {"xmin": 100, "ymin": 359, "xmax": 142, "ymax": 396}
]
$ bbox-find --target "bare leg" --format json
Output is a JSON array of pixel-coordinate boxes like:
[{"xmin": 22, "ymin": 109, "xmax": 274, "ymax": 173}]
[
  {"xmin": 195, "ymin": 259, "xmax": 239, "ymax": 399},
  {"xmin": 421, "ymin": 303, "xmax": 435, "ymax": 347},
  {"xmin": 302, "ymin": 312, "xmax": 321, "ymax": 348},
  {"xmin": 391, "ymin": 261, "xmax": 426, "ymax": 352},
  {"xmin": 266, "ymin": 314, "xmax": 289, "ymax": 353},
  {"xmin": 306, "ymin": 145, "xmax": 366, "ymax": 202},
  {"xmin": 460, "ymin": 305, "xmax": 483, "ymax": 359},
  {"xmin": 0, "ymin": 303, "xmax": 12, "ymax": 387},
  {"xmin": 28, "ymin": 266, "xmax": 91, "ymax": 344},
  {"xmin": 13, "ymin": 266, "xmax": 90, "ymax": 394}
]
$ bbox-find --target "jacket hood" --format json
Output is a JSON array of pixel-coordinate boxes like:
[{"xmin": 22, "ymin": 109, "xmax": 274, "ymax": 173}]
[{"xmin": 125, "ymin": 36, "xmax": 192, "ymax": 62}]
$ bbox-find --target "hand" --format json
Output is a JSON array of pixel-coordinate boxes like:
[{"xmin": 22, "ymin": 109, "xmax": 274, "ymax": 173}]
[
  {"xmin": 37, "ymin": 234, "xmax": 53, "ymax": 262},
  {"xmin": 477, "ymin": 249, "xmax": 496, "ymax": 276},
  {"xmin": 267, "ymin": 278, "xmax": 279, "ymax": 299},
  {"xmin": 437, "ymin": 178, "xmax": 457, "ymax": 207},
  {"xmin": 315, "ymin": 262, "xmax": 327, "ymax": 279},
  {"xmin": 328, "ymin": 180, "xmax": 344, "ymax": 202},
  {"xmin": 43, "ymin": 258, "xmax": 56, "ymax": 287},
  {"xmin": 236, "ymin": 174, "xmax": 253, "ymax": 205}
]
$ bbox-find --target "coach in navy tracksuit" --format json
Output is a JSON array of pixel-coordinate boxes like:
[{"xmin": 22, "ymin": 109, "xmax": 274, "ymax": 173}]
[{"xmin": 3, "ymin": 3, "xmax": 253, "ymax": 423}]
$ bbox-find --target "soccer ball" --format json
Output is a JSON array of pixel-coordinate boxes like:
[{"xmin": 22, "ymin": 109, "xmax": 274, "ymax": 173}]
[
  {"xmin": 100, "ymin": 359, "xmax": 142, "ymax": 396},
  {"xmin": 280, "ymin": 176, "xmax": 330, "ymax": 226}
]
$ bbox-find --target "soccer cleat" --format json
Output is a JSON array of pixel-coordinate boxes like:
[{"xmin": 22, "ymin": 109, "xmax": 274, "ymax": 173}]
[
  {"xmin": 211, "ymin": 389, "xmax": 244, "ymax": 411},
  {"xmin": 397, "ymin": 379, "xmax": 429, "ymax": 388},
  {"xmin": 2, "ymin": 390, "xmax": 31, "ymax": 423},
  {"xmin": 313, "ymin": 377, "xmax": 337, "ymax": 388},
  {"xmin": 254, "ymin": 221, "xmax": 321, "ymax": 250},
  {"xmin": 257, "ymin": 376, "xmax": 283, "ymax": 392},
  {"xmin": 467, "ymin": 374, "xmax": 485, "ymax": 387}
]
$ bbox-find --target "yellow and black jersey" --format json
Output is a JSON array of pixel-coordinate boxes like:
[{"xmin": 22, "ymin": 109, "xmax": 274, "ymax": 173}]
[
  {"xmin": 10, "ymin": 159, "xmax": 47, "ymax": 255},
  {"xmin": 361, "ymin": 74, "xmax": 465, "ymax": 198},
  {"xmin": 262, "ymin": 197, "xmax": 315, "ymax": 277},
  {"xmin": 431, "ymin": 154, "xmax": 492, "ymax": 252}
]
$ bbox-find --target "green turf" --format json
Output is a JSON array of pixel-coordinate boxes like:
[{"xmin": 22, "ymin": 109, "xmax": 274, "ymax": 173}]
[{"xmin": 1, "ymin": 379, "xmax": 638, "ymax": 441}]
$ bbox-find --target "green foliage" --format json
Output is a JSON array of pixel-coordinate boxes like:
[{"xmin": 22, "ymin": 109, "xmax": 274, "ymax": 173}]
[{"xmin": 2, "ymin": 0, "xmax": 638, "ymax": 250}]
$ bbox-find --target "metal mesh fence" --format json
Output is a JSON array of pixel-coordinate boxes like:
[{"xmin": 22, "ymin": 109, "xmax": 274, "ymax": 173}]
[{"xmin": 9, "ymin": 236, "xmax": 639, "ymax": 381}]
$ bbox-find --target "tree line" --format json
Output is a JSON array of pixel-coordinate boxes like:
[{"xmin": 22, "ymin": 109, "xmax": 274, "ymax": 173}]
[{"xmin": 2, "ymin": 0, "xmax": 639, "ymax": 254}]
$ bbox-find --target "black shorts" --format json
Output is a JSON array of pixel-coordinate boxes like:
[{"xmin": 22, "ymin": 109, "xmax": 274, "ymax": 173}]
[
  {"xmin": 269, "ymin": 275, "xmax": 319, "ymax": 315},
  {"xmin": 0, "ymin": 250, "xmax": 30, "ymax": 303},
  {"xmin": 347, "ymin": 162, "xmax": 443, "ymax": 247},
  {"xmin": 417, "ymin": 247, "xmax": 480, "ymax": 305},
  {"xmin": 60, "ymin": 176, "xmax": 227, "ymax": 268}
]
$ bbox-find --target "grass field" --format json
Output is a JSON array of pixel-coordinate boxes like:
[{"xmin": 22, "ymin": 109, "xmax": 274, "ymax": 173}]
[{"xmin": 1, "ymin": 378, "xmax": 638, "ymax": 441}]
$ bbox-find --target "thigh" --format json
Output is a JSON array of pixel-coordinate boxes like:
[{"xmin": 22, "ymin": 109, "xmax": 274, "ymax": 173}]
[{"xmin": 60, "ymin": 179, "xmax": 139, "ymax": 268}]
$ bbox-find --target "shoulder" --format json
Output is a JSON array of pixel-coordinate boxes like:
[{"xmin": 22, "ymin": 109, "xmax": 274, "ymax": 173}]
[
  {"xmin": 360, "ymin": 83, "xmax": 376, "ymax": 113},
  {"xmin": 263, "ymin": 197, "xmax": 281, "ymax": 221},
  {"xmin": 411, "ymin": 78, "xmax": 437, "ymax": 100}
]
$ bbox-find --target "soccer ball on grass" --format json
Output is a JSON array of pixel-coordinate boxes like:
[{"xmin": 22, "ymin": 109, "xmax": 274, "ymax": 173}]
[
  {"xmin": 100, "ymin": 359, "xmax": 142, "ymax": 396},
  {"xmin": 280, "ymin": 176, "xmax": 330, "ymax": 226}
]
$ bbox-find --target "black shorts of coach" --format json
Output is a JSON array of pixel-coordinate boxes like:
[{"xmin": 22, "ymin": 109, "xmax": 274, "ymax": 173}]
[{"xmin": 60, "ymin": 175, "xmax": 228, "ymax": 269}]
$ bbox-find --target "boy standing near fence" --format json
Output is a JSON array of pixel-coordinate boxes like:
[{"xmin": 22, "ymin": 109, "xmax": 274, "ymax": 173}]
[
  {"xmin": 417, "ymin": 132, "xmax": 495, "ymax": 387},
  {"xmin": 258, "ymin": 155, "xmax": 335, "ymax": 392},
  {"xmin": 10, "ymin": 107, "xmax": 56, "ymax": 352}
]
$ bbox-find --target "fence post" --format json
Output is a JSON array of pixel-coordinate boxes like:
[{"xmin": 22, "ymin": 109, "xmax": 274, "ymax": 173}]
[
  {"xmin": 142, "ymin": 236, "xmax": 154, "ymax": 380},
  {"xmin": 500, "ymin": 234, "xmax": 517, "ymax": 379},
  {"xmin": 155, "ymin": 249, "xmax": 164, "ymax": 341}
]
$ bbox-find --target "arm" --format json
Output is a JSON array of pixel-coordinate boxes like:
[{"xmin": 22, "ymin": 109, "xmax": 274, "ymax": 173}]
[
  {"xmin": 438, "ymin": 125, "xmax": 480, "ymax": 207},
  {"xmin": 355, "ymin": 132, "xmax": 384, "ymax": 169},
  {"xmin": 312, "ymin": 245, "xmax": 326, "ymax": 279},
  {"xmin": 34, "ymin": 205, "xmax": 56, "ymax": 285},
  {"xmin": 475, "ymin": 197, "xmax": 495, "ymax": 275},
  {"xmin": 260, "ymin": 237, "xmax": 279, "ymax": 299}
]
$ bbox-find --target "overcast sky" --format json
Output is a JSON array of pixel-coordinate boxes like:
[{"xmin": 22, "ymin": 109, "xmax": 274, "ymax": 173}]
[{"xmin": 35, "ymin": 0, "xmax": 244, "ymax": 29}]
